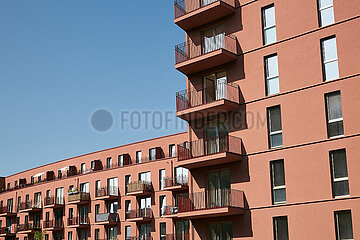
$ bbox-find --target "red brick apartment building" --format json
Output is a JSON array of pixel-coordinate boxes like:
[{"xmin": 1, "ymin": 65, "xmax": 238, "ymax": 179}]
[{"xmin": 1, "ymin": 0, "xmax": 360, "ymax": 239}]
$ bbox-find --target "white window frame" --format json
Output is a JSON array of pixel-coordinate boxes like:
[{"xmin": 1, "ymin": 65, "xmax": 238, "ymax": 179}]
[
  {"xmin": 271, "ymin": 160, "xmax": 286, "ymax": 204},
  {"xmin": 318, "ymin": 0, "xmax": 335, "ymax": 27},
  {"xmin": 321, "ymin": 37, "xmax": 339, "ymax": 81},
  {"xmin": 262, "ymin": 5, "xmax": 277, "ymax": 45},
  {"xmin": 268, "ymin": 106, "xmax": 283, "ymax": 148}
]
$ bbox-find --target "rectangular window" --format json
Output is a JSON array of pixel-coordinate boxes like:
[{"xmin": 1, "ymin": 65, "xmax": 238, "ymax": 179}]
[
  {"xmin": 175, "ymin": 167, "xmax": 189, "ymax": 185},
  {"xmin": 125, "ymin": 175, "xmax": 131, "ymax": 193},
  {"xmin": 160, "ymin": 196, "xmax": 166, "ymax": 217},
  {"xmin": 57, "ymin": 170, "xmax": 62, "ymax": 179},
  {"xmin": 118, "ymin": 155, "xmax": 124, "ymax": 167},
  {"xmin": 262, "ymin": 5, "xmax": 277, "ymax": 45},
  {"xmin": 159, "ymin": 169, "xmax": 165, "ymax": 190},
  {"xmin": 208, "ymin": 222, "xmax": 232, "ymax": 240},
  {"xmin": 265, "ymin": 54, "xmax": 280, "ymax": 95},
  {"xmin": 273, "ymin": 216, "xmax": 289, "ymax": 240},
  {"xmin": 31, "ymin": 176, "xmax": 34, "ymax": 184},
  {"xmin": 80, "ymin": 183, "xmax": 89, "ymax": 193},
  {"xmin": 95, "ymin": 204, "xmax": 100, "ymax": 215},
  {"xmin": 81, "ymin": 163, "xmax": 85, "ymax": 174},
  {"xmin": 330, "ymin": 149, "xmax": 349, "ymax": 197},
  {"xmin": 139, "ymin": 172, "xmax": 151, "ymax": 183},
  {"xmin": 325, "ymin": 91, "xmax": 344, "ymax": 138},
  {"xmin": 17, "ymin": 197, "xmax": 21, "ymax": 212},
  {"xmin": 136, "ymin": 151, "xmax": 142, "ymax": 163},
  {"xmin": 107, "ymin": 157, "xmax": 112, "ymax": 169},
  {"xmin": 267, "ymin": 105, "xmax": 283, "ymax": 148},
  {"xmin": 271, "ymin": 160, "xmax": 286, "ymax": 204},
  {"xmin": 125, "ymin": 226, "xmax": 131, "ymax": 240},
  {"xmin": 149, "ymin": 148, "xmax": 156, "ymax": 161},
  {"xmin": 95, "ymin": 229, "xmax": 100, "ymax": 240},
  {"xmin": 68, "ymin": 231, "xmax": 73, "ymax": 240},
  {"xmin": 318, "ymin": 0, "xmax": 335, "ymax": 27},
  {"xmin": 14, "ymin": 181, "xmax": 18, "ymax": 188},
  {"xmin": 334, "ymin": 210, "xmax": 353, "ymax": 240},
  {"xmin": 321, "ymin": 36, "xmax": 339, "ymax": 81},
  {"xmin": 201, "ymin": 25, "xmax": 225, "ymax": 54},
  {"xmin": 169, "ymin": 144, "xmax": 176, "ymax": 157},
  {"xmin": 160, "ymin": 222, "xmax": 166, "ymax": 240},
  {"xmin": 125, "ymin": 200, "xmax": 131, "ymax": 214}
]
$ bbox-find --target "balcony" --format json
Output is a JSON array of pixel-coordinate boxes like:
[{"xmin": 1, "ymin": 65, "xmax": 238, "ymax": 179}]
[
  {"xmin": 0, "ymin": 227, "xmax": 16, "ymax": 237},
  {"xmin": 174, "ymin": 0, "xmax": 235, "ymax": 30},
  {"xmin": 176, "ymin": 83, "xmax": 239, "ymax": 121},
  {"xmin": 125, "ymin": 209, "xmax": 153, "ymax": 222},
  {"xmin": 0, "ymin": 206, "xmax": 17, "ymax": 217},
  {"xmin": 95, "ymin": 213, "xmax": 119, "ymax": 226},
  {"xmin": 175, "ymin": 189, "xmax": 244, "ymax": 219},
  {"xmin": 19, "ymin": 200, "xmax": 42, "ymax": 213},
  {"xmin": 163, "ymin": 175, "xmax": 189, "ymax": 192},
  {"xmin": 166, "ymin": 233, "xmax": 190, "ymax": 240},
  {"xmin": 68, "ymin": 192, "xmax": 90, "ymax": 204},
  {"xmin": 44, "ymin": 196, "xmax": 65, "ymax": 209},
  {"xmin": 177, "ymin": 135, "xmax": 242, "ymax": 169},
  {"xmin": 17, "ymin": 222, "xmax": 41, "ymax": 234},
  {"xmin": 43, "ymin": 219, "xmax": 64, "ymax": 231},
  {"xmin": 175, "ymin": 34, "xmax": 237, "ymax": 75},
  {"xmin": 127, "ymin": 237, "xmax": 152, "ymax": 240},
  {"xmin": 95, "ymin": 186, "xmax": 119, "ymax": 200},
  {"xmin": 126, "ymin": 181, "xmax": 152, "ymax": 197},
  {"xmin": 67, "ymin": 217, "xmax": 90, "ymax": 228}
]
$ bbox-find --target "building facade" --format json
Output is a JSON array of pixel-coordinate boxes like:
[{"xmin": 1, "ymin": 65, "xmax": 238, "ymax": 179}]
[{"xmin": 1, "ymin": 0, "xmax": 360, "ymax": 239}]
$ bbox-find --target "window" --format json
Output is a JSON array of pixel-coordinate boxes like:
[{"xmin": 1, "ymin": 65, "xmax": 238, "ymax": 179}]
[
  {"xmin": 125, "ymin": 200, "xmax": 131, "ymax": 214},
  {"xmin": 14, "ymin": 181, "xmax": 18, "ymax": 188},
  {"xmin": 271, "ymin": 160, "xmax": 286, "ymax": 204},
  {"xmin": 80, "ymin": 183, "xmax": 89, "ymax": 193},
  {"xmin": 318, "ymin": 0, "xmax": 334, "ymax": 27},
  {"xmin": 34, "ymin": 192, "xmax": 41, "ymax": 208},
  {"xmin": 46, "ymin": 190, "xmax": 50, "ymax": 199},
  {"xmin": 262, "ymin": 5, "xmax": 276, "ymax": 45},
  {"xmin": 69, "ymin": 208, "xmax": 73, "ymax": 219},
  {"xmin": 202, "ymin": 25, "xmax": 225, "ymax": 54},
  {"xmin": 45, "ymin": 234, "xmax": 49, "ymax": 240},
  {"xmin": 273, "ymin": 216, "xmax": 289, "ymax": 240},
  {"xmin": 118, "ymin": 155, "xmax": 124, "ymax": 167},
  {"xmin": 31, "ymin": 176, "xmax": 34, "ymax": 184},
  {"xmin": 139, "ymin": 172, "xmax": 151, "ymax": 183},
  {"xmin": 265, "ymin": 54, "xmax": 280, "ymax": 95},
  {"xmin": 57, "ymin": 170, "xmax": 62, "ymax": 179},
  {"xmin": 125, "ymin": 175, "xmax": 131, "ymax": 193},
  {"xmin": 125, "ymin": 226, "xmax": 131, "ymax": 240},
  {"xmin": 107, "ymin": 157, "xmax": 112, "ymax": 169},
  {"xmin": 55, "ymin": 188, "xmax": 64, "ymax": 204},
  {"xmin": 160, "ymin": 222, "xmax": 166, "ymax": 240},
  {"xmin": 7, "ymin": 183, "xmax": 10, "ymax": 190},
  {"xmin": 160, "ymin": 196, "xmax": 166, "ymax": 217},
  {"xmin": 68, "ymin": 231, "xmax": 73, "ymax": 240},
  {"xmin": 169, "ymin": 144, "xmax": 176, "ymax": 157},
  {"xmin": 175, "ymin": 167, "xmax": 189, "ymax": 185},
  {"xmin": 330, "ymin": 149, "xmax": 349, "ymax": 197},
  {"xmin": 321, "ymin": 37, "xmax": 339, "ymax": 81},
  {"xmin": 7, "ymin": 199, "xmax": 13, "ymax": 212},
  {"xmin": 208, "ymin": 222, "xmax": 232, "ymax": 240},
  {"xmin": 267, "ymin": 105, "xmax": 283, "ymax": 148},
  {"xmin": 334, "ymin": 210, "xmax": 353, "ymax": 240},
  {"xmin": 95, "ymin": 204, "xmax": 100, "ymax": 215},
  {"xmin": 203, "ymin": 71, "xmax": 228, "ymax": 103},
  {"xmin": 149, "ymin": 148, "xmax": 156, "ymax": 161},
  {"xmin": 95, "ymin": 229, "xmax": 100, "ymax": 240},
  {"xmin": 325, "ymin": 91, "xmax": 344, "ymax": 138},
  {"xmin": 159, "ymin": 169, "xmax": 165, "ymax": 190},
  {"xmin": 108, "ymin": 177, "xmax": 118, "ymax": 196},
  {"xmin": 136, "ymin": 151, "xmax": 142, "ymax": 163},
  {"xmin": 81, "ymin": 163, "xmax": 85, "ymax": 174},
  {"xmin": 17, "ymin": 197, "xmax": 21, "ymax": 212}
]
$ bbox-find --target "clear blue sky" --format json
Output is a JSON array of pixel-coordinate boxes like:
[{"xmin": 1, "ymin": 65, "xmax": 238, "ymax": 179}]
[{"xmin": 0, "ymin": 0, "xmax": 187, "ymax": 176}]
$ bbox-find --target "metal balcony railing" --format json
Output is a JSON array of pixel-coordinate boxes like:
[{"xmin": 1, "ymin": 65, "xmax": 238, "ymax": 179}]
[
  {"xmin": 68, "ymin": 192, "xmax": 90, "ymax": 202},
  {"xmin": 44, "ymin": 196, "xmax": 65, "ymax": 206},
  {"xmin": 125, "ymin": 208, "xmax": 153, "ymax": 219},
  {"xmin": 95, "ymin": 213, "xmax": 119, "ymax": 223},
  {"xmin": 43, "ymin": 219, "xmax": 64, "ymax": 229},
  {"xmin": 176, "ymin": 83, "xmax": 239, "ymax": 112},
  {"xmin": 0, "ymin": 206, "xmax": 14, "ymax": 214},
  {"xmin": 175, "ymin": 34, "xmax": 236, "ymax": 64},
  {"xmin": 165, "ymin": 174, "xmax": 189, "ymax": 188},
  {"xmin": 17, "ymin": 222, "xmax": 41, "ymax": 232},
  {"xmin": 177, "ymin": 135, "xmax": 242, "ymax": 161},
  {"xmin": 96, "ymin": 186, "xmax": 119, "ymax": 198},
  {"xmin": 126, "ymin": 181, "xmax": 152, "ymax": 193},
  {"xmin": 0, "ymin": 226, "xmax": 15, "ymax": 234},
  {"xmin": 174, "ymin": 0, "xmax": 235, "ymax": 19},
  {"xmin": 67, "ymin": 217, "xmax": 90, "ymax": 226},
  {"xmin": 177, "ymin": 189, "xmax": 243, "ymax": 212},
  {"xmin": 19, "ymin": 200, "xmax": 42, "ymax": 211}
]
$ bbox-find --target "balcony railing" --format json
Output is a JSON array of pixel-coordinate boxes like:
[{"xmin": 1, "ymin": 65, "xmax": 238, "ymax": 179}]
[
  {"xmin": 17, "ymin": 222, "xmax": 40, "ymax": 232},
  {"xmin": 165, "ymin": 175, "xmax": 188, "ymax": 188},
  {"xmin": 125, "ymin": 208, "xmax": 153, "ymax": 219},
  {"xmin": 126, "ymin": 181, "xmax": 152, "ymax": 194},
  {"xmin": 44, "ymin": 196, "xmax": 65, "ymax": 206},
  {"xmin": 174, "ymin": 0, "xmax": 235, "ymax": 19},
  {"xmin": 0, "ymin": 206, "xmax": 14, "ymax": 215},
  {"xmin": 177, "ymin": 189, "xmax": 243, "ymax": 212},
  {"xmin": 96, "ymin": 186, "xmax": 119, "ymax": 198},
  {"xmin": 127, "ymin": 237, "xmax": 152, "ymax": 240},
  {"xmin": 175, "ymin": 34, "xmax": 236, "ymax": 65},
  {"xmin": 95, "ymin": 213, "xmax": 119, "ymax": 223},
  {"xmin": 177, "ymin": 135, "xmax": 242, "ymax": 161},
  {"xmin": 19, "ymin": 200, "xmax": 42, "ymax": 211},
  {"xmin": 67, "ymin": 217, "xmax": 90, "ymax": 226},
  {"xmin": 68, "ymin": 192, "xmax": 90, "ymax": 202},
  {"xmin": 166, "ymin": 233, "xmax": 190, "ymax": 240},
  {"xmin": 0, "ymin": 227, "xmax": 15, "ymax": 235},
  {"xmin": 43, "ymin": 219, "xmax": 64, "ymax": 229},
  {"xmin": 176, "ymin": 83, "xmax": 239, "ymax": 112}
]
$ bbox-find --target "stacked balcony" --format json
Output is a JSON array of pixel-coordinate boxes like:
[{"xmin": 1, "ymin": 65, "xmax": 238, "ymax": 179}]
[
  {"xmin": 67, "ymin": 217, "xmax": 90, "ymax": 228},
  {"xmin": 0, "ymin": 226, "xmax": 16, "ymax": 237},
  {"xmin": 44, "ymin": 196, "xmax": 65, "ymax": 209},
  {"xmin": 176, "ymin": 83, "xmax": 239, "ymax": 121},
  {"xmin": 174, "ymin": 0, "xmax": 236, "ymax": 30},
  {"xmin": 95, "ymin": 186, "xmax": 119, "ymax": 201},
  {"xmin": 68, "ymin": 192, "xmax": 90, "ymax": 204},
  {"xmin": 0, "ymin": 206, "xmax": 17, "ymax": 217},
  {"xmin": 177, "ymin": 135, "xmax": 242, "ymax": 169},
  {"xmin": 43, "ymin": 219, "xmax": 64, "ymax": 231},
  {"xmin": 163, "ymin": 175, "xmax": 189, "ymax": 192},
  {"xmin": 95, "ymin": 213, "xmax": 119, "ymax": 226},
  {"xmin": 126, "ymin": 181, "xmax": 152, "ymax": 197},
  {"xmin": 125, "ymin": 208, "xmax": 153, "ymax": 223},
  {"xmin": 19, "ymin": 200, "xmax": 42, "ymax": 213},
  {"xmin": 175, "ymin": 34, "xmax": 237, "ymax": 75},
  {"xmin": 17, "ymin": 222, "xmax": 41, "ymax": 234}
]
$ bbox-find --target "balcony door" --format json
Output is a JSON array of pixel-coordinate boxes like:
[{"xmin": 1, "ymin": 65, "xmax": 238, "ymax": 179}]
[
  {"xmin": 56, "ymin": 188, "xmax": 64, "ymax": 204},
  {"xmin": 79, "ymin": 229, "xmax": 88, "ymax": 240},
  {"xmin": 204, "ymin": 72, "xmax": 227, "ymax": 104},
  {"xmin": 208, "ymin": 222, "xmax": 232, "ymax": 240},
  {"xmin": 107, "ymin": 201, "xmax": 118, "ymax": 214},
  {"xmin": 79, "ymin": 206, "xmax": 89, "ymax": 223},
  {"xmin": 34, "ymin": 192, "xmax": 41, "ymax": 208},
  {"xmin": 206, "ymin": 170, "xmax": 230, "ymax": 208},
  {"xmin": 205, "ymin": 120, "xmax": 228, "ymax": 154},
  {"xmin": 80, "ymin": 183, "xmax": 89, "ymax": 193},
  {"xmin": 108, "ymin": 227, "xmax": 117, "ymax": 240},
  {"xmin": 176, "ymin": 221, "xmax": 190, "ymax": 240},
  {"xmin": 202, "ymin": 25, "xmax": 225, "ymax": 54},
  {"xmin": 108, "ymin": 177, "xmax": 118, "ymax": 196},
  {"xmin": 140, "ymin": 197, "xmax": 151, "ymax": 217},
  {"xmin": 6, "ymin": 218, "xmax": 12, "ymax": 232},
  {"xmin": 139, "ymin": 172, "xmax": 151, "ymax": 183},
  {"xmin": 140, "ymin": 224, "xmax": 151, "ymax": 239}
]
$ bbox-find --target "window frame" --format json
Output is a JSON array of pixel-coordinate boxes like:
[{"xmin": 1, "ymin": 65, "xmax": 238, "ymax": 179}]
[
  {"xmin": 267, "ymin": 105, "xmax": 283, "ymax": 149},
  {"xmin": 325, "ymin": 91, "xmax": 344, "ymax": 138},
  {"xmin": 273, "ymin": 216, "xmax": 289, "ymax": 240},
  {"xmin": 334, "ymin": 210, "xmax": 354, "ymax": 240},
  {"xmin": 317, "ymin": 0, "xmax": 335, "ymax": 27},
  {"xmin": 264, "ymin": 53, "xmax": 280, "ymax": 96},
  {"xmin": 320, "ymin": 36, "xmax": 339, "ymax": 81},
  {"xmin": 261, "ymin": 4, "xmax": 277, "ymax": 45},
  {"xmin": 329, "ymin": 149, "xmax": 349, "ymax": 198},
  {"xmin": 270, "ymin": 160, "xmax": 287, "ymax": 204}
]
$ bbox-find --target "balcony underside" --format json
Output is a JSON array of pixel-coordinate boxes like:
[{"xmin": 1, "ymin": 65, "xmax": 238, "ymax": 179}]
[
  {"xmin": 163, "ymin": 185, "xmax": 189, "ymax": 192},
  {"xmin": 67, "ymin": 200, "xmax": 89, "ymax": 205},
  {"xmin": 175, "ymin": 1, "xmax": 235, "ymax": 31},
  {"xmin": 177, "ymin": 152, "xmax": 241, "ymax": 169},
  {"xmin": 126, "ymin": 190, "xmax": 152, "ymax": 197},
  {"xmin": 176, "ymin": 207, "xmax": 243, "ymax": 220},
  {"xmin": 44, "ymin": 204, "xmax": 64, "ymax": 209},
  {"xmin": 67, "ymin": 224, "xmax": 89, "ymax": 229},
  {"xmin": 43, "ymin": 227, "xmax": 64, "ymax": 231},
  {"xmin": 0, "ymin": 213, "xmax": 17, "ymax": 217},
  {"xmin": 95, "ymin": 195, "xmax": 119, "ymax": 201},
  {"xmin": 0, "ymin": 233, "xmax": 16, "ymax": 237},
  {"xmin": 94, "ymin": 221, "xmax": 118, "ymax": 226},
  {"xmin": 176, "ymin": 99, "xmax": 239, "ymax": 121},
  {"xmin": 175, "ymin": 49, "xmax": 236, "ymax": 75},
  {"xmin": 126, "ymin": 217, "xmax": 152, "ymax": 223},
  {"xmin": 19, "ymin": 208, "xmax": 42, "ymax": 213}
]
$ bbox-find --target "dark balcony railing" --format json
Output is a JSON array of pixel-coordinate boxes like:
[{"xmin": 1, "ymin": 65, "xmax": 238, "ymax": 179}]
[
  {"xmin": 177, "ymin": 189, "xmax": 243, "ymax": 212},
  {"xmin": 43, "ymin": 219, "xmax": 64, "ymax": 229},
  {"xmin": 176, "ymin": 83, "xmax": 239, "ymax": 112},
  {"xmin": 165, "ymin": 174, "xmax": 188, "ymax": 188},
  {"xmin": 44, "ymin": 196, "xmax": 65, "ymax": 206},
  {"xmin": 125, "ymin": 208, "xmax": 152, "ymax": 219},
  {"xmin": 127, "ymin": 236, "xmax": 152, "ymax": 240},
  {"xmin": 95, "ymin": 213, "xmax": 119, "ymax": 223},
  {"xmin": 174, "ymin": 0, "xmax": 235, "ymax": 19},
  {"xmin": 0, "ymin": 206, "xmax": 14, "ymax": 215},
  {"xmin": 67, "ymin": 217, "xmax": 90, "ymax": 226},
  {"xmin": 68, "ymin": 192, "xmax": 90, "ymax": 202},
  {"xmin": 0, "ymin": 227, "xmax": 15, "ymax": 235},
  {"xmin": 96, "ymin": 186, "xmax": 119, "ymax": 198},
  {"xmin": 166, "ymin": 233, "xmax": 190, "ymax": 240},
  {"xmin": 163, "ymin": 206, "xmax": 178, "ymax": 216},
  {"xmin": 126, "ymin": 181, "xmax": 152, "ymax": 193},
  {"xmin": 175, "ymin": 34, "xmax": 236, "ymax": 65},
  {"xmin": 177, "ymin": 135, "xmax": 242, "ymax": 161},
  {"xmin": 17, "ymin": 222, "xmax": 41, "ymax": 232},
  {"xmin": 19, "ymin": 200, "xmax": 42, "ymax": 211}
]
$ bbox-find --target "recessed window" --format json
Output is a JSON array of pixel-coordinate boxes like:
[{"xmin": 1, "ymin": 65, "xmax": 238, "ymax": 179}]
[
  {"xmin": 265, "ymin": 54, "xmax": 280, "ymax": 95},
  {"xmin": 118, "ymin": 155, "xmax": 124, "ymax": 167},
  {"xmin": 267, "ymin": 105, "xmax": 283, "ymax": 148},
  {"xmin": 325, "ymin": 91, "xmax": 344, "ymax": 138},
  {"xmin": 321, "ymin": 36, "xmax": 339, "ymax": 81},
  {"xmin": 160, "ymin": 196, "xmax": 166, "ymax": 217},
  {"xmin": 106, "ymin": 157, "xmax": 112, "ymax": 169},
  {"xmin": 318, "ymin": 0, "xmax": 335, "ymax": 27},
  {"xmin": 262, "ymin": 4, "xmax": 277, "ymax": 45},
  {"xmin": 160, "ymin": 222, "xmax": 166, "ymax": 240},
  {"xmin": 125, "ymin": 226, "xmax": 131, "ymax": 240},
  {"xmin": 95, "ymin": 229, "xmax": 100, "ymax": 240},
  {"xmin": 136, "ymin": 151, "xmax": 142, "ymax": 163},
  {"xmin": 159, "ymin": 169, "xmax": 165, "ymax": 190},
  {"xmin": 149, "ymin": 148, "xmax": 156, "ymax": 161},
  {"xmin": 273, "ymin": 216, "xmax": 289, "ymax": 240},
  {"xmin": 169, "ymin": 144, "xmax": 176, "ymax": 157},
  {"xmin": 330, "ymin": 149, "xmax": 349, "ymax": 197},
  {"xmin": 334, "ymin": 210, "xmax": 353, "ymax": 240},
  {"xmin": 81, "ymin": 163, "xmax": 86, "ymax": 174},
  {"xmin": 270, "ymin": 160, "xmax": 286, "ymax": 204}
]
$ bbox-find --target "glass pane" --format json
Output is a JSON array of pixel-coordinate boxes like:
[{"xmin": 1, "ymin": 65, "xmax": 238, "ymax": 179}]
[
  {"xmin": 333, "ymin": 180, "xmax": 349, "ymax": 197},
  {"xmin": 332, "ymin": 150, "xmax": 348, "ymax": 178},
  {"xmin": 264, "ymin": 6, "xmax": 276, "ymax": 27},
  {"xmin": 269, "ymin": 107, "xmax": 282, "ymax": 132},
  {"xmin": 337, "ymin": 211, "xmax": 353, "ymax": 239},
  {"xmin": 264, "ymin": 27, "xmax": 277, "ymax": 45},
  {"xmin": 267, "ymin": 77, "xmax": 280, "ymax": 95},
  {"xmin": 319, "ymin": 0, "xmax": 333, "ymax": 9},
  {"xmin": 329, "ymin": 121, "xmax": 344, "ymax": 137},
  {"xmin": 275, "ymin": 217, "xmax": 289, "ymax": 240},
  {"xmin": 320, "ymin": 7, "xmax": 335, "ymax": 27},
  {"xmin": 272, "ymin": 161, "xmax": 285, "ymax": 186},
  {"xmin": 322, "ymin": 38, "xmax": 338, "ymax": 62},
  {"xmin": 324, "ymin": 61, "xmax": 339, "ymax": 81},
  {"xmin": 327, "ymin": 92, "xmax": 342, "ymax": 120},
  {"xmin": 270, "ymin": 133, "xmax": 283, "ymax": 148},
  {"xmin": 274, "ymin": 189, "xmax": 286, "ymax": 203},
  {"xmin": 266, "ymin": 55, "xmax": 279, "ymax": 78}
]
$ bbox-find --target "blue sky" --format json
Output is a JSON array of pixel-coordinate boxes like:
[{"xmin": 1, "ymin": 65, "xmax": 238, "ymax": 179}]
[{"xmin": 0, "ymin": 0, "xmax": 187, "ymax": 176}]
